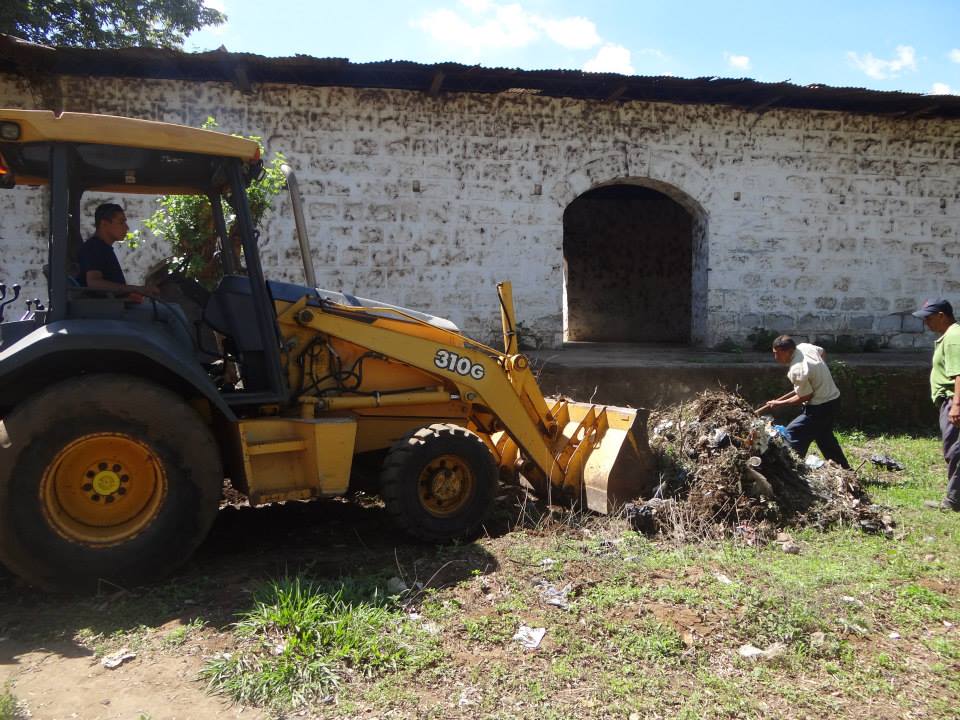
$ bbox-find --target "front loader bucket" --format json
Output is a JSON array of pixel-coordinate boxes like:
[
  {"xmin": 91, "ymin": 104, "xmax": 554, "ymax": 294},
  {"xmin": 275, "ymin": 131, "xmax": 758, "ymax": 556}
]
[{"xmin": 550, "ymin": 400, "xmax": 656, "ymax": 514}]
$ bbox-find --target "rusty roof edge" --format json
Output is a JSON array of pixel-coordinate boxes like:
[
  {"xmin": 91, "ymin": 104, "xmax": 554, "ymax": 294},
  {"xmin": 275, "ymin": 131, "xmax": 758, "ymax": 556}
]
[{"xmin": 2, "ymin": 34, "xmax": 959, "ymax": 119}]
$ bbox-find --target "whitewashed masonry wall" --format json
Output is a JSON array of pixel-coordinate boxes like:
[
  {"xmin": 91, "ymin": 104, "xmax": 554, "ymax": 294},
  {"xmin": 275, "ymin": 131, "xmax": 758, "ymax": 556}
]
[{"xmin": 1, "ymin": 72, "xmax": 959, "ymax": 349}]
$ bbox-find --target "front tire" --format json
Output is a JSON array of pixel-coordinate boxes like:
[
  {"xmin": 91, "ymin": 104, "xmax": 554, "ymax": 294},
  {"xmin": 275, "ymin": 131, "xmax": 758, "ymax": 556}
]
[
  {"xmin": 380, "ymin": 423, "xmax": 496, "ymax": 543},
  {"xmin": 0, "ymin": 374, "xmax": 223, "ymax": 591}
]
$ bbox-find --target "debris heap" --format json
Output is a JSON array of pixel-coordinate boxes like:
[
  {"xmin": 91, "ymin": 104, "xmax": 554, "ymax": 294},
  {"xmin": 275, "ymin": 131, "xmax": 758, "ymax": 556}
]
[{"xmin": 628, "ymin": 390, "xmax": 893, "ymax": 541}]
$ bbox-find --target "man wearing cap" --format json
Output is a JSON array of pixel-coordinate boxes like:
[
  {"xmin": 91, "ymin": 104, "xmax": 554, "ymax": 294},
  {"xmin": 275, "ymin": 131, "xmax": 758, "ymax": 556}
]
[
  {"xmin": 756, "ymin": 335, "xmax": 851, "ymax": 469},
  {"xmin": 914, "ymin": 298, "xmax": 960, "ymax": 512}
]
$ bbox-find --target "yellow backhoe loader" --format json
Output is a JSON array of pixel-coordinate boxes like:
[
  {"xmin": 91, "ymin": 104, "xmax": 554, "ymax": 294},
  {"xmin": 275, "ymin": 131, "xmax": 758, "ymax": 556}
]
[{"xmin": 0, "ymin": 109, "xmax": 654, "ymax": 591}]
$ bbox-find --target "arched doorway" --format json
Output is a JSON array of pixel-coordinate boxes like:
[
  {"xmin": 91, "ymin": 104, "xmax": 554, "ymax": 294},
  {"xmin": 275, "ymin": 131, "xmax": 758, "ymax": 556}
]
[{"xmin": 562, "ymin": 182, "xmax": 707, "ymax": 344}]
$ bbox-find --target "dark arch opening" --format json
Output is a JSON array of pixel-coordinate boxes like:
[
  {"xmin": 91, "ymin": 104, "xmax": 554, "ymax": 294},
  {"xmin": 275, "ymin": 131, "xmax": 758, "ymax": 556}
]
[{"xmin": 563, "ymin": 184, "xmax": 701, "ymax": 344}]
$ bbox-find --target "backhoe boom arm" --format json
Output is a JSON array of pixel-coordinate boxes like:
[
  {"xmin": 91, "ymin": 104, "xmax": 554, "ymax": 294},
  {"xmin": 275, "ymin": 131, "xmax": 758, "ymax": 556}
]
[{"xmin": 281, "ymin": 289, "xmax": 653, "ymax": 511}]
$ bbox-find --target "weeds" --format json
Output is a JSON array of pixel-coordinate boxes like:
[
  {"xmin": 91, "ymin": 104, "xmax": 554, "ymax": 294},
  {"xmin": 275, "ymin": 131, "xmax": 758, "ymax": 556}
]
[
  {"xmin": 0, "ymin": 684, "xmax": 23, "ymax": 720},
  {"xmin": 609, "ymin": 618, "xmax": 687, "ymax": 662},
  {"xmin": 201, "ymin": 576, "xmax": 423, "ymax": 710},
  {"xmin": 161, "ymin": 617, "xmax": 205, "ymax": 648},
  {"xmin": 2, "ymin": 433, "xmax": 958, "ymax": 719}
]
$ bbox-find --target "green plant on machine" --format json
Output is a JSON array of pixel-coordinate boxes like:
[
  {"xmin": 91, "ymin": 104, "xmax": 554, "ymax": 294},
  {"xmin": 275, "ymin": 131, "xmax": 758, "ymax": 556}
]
[{"xmin": 138, "ymin": 117, "xmax": 286, "ymax": 287}]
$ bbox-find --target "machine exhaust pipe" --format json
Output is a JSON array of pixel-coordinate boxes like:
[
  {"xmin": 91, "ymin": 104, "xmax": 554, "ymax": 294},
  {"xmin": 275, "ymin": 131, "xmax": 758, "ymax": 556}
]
[{"xmin": 281, "ymin": 164, "xmax": 317, "ymax": 288}]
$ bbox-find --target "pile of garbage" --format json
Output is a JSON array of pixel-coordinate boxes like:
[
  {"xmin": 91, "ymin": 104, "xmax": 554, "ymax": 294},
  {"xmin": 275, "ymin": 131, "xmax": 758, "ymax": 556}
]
[{"xmin": 627, "ymin": 390, "xmax": 894, "ymax": 542}]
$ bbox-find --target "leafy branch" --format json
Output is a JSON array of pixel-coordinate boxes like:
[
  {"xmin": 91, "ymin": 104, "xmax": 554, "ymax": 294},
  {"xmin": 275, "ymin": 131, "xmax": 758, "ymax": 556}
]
[{"xmin": 139, "ymin": 117, "xmax": 286, "ymax": 286}]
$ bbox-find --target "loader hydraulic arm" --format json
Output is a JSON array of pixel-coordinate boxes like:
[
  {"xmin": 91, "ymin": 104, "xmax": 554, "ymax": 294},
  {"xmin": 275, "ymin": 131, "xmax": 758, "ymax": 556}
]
[{"xmin": 279, "ymin": 285, "xmax": 651, "ymax": 512}]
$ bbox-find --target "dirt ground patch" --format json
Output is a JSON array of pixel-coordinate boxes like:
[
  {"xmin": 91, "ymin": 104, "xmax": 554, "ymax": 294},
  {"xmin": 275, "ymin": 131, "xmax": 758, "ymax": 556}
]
[
  {"xmin": 2, "ymin": 637, "xmax": 265, "ymax": 720},
  {"xmin": 0, "ymin": 496, "xmax": 495, "ymax": 719}
]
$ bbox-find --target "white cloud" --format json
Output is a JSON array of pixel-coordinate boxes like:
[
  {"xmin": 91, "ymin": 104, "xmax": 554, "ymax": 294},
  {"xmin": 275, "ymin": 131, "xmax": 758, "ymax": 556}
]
[
  {"xmin": 204, "ymin": 0, "xmax": 226, "ymax": 11},
  {"xmin": 724, "ymin": 52, "xmax": 751, "ymax": 71},
  {"xmin": 412, "ymin": 6, "xmax": 537, "ymax": 51},
  {"xmin": 932, "ymin": 82, "xmax": 958, "ymax": 95},
  {"xmin": 847, "ymin": 45, "xmax": 917, "ymax": 80},
  {"xmin": 583, "ymin": 44, "xmax": 635, "ymax": 75},
  {"xmin": 541, "ymin": 17, "xmax": 601, "ymax": 50},
  {"xmin": 950, "ymin": 48, "xmax": 960, "ymax": 63},
  {"xmin": 411, "ymin": 2, "xmax": 601, "ymax": 55}
]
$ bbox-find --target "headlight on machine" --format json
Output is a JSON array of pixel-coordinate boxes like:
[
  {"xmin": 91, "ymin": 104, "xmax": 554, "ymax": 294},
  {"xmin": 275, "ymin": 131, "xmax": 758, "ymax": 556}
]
[{"xmin": 0, "ymin": 122, "xmax": 21, "ymax": 141}]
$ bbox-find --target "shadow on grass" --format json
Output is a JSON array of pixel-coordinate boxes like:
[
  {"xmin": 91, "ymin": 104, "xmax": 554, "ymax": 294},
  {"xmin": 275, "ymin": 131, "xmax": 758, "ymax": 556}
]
[
  {"xmin": 0, "ymin": 494, "xmax": 502, "ymax": 665},
  {"xmin": 835, "ymin": 424, "xmax": 939, "ymax": 440}
]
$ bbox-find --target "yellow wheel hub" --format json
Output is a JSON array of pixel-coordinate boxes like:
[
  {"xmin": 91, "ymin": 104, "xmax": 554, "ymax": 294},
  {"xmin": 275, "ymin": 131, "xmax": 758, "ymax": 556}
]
[
  {"xmin": 41, "ymin": 433, "xmax": 167, "ymax": 545},
  {"xmin": 417, "ymin": 454, "xmax": 474, "ymax": 517},
  {"xmin": 92, "ymin": 470, "xmax": 121, "ymax": 496}
]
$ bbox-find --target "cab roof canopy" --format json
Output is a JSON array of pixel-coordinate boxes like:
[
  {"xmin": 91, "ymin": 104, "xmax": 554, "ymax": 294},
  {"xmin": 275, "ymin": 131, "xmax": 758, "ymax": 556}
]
[{"xmin": 0, "ymin": 109, "xmax": 261, "ymax": 194}]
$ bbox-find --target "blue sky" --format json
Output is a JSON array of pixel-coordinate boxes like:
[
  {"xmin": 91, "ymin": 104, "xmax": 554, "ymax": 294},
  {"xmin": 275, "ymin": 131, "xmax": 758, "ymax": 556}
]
[{"xmin": 186, "ymin": 0, "xmax": 960, "ymax": 95}]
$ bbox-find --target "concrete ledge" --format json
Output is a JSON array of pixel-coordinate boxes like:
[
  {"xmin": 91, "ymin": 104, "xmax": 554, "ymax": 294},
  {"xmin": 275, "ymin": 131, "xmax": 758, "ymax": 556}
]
[{"xmin": 528, "ymin": 344, "xmax": 934, "ymax": 431}]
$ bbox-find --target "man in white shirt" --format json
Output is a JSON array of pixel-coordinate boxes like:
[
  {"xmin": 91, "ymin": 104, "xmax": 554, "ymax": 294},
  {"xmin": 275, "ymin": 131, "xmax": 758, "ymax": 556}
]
[{"xmin": 756, "ymin": 335, "xmax": 851, "ymax": 469}]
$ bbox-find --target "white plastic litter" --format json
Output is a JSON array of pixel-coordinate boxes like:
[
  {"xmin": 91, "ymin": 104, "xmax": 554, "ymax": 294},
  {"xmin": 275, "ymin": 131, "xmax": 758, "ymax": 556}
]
[
  {"xmin": 708, "ymin": 428, "xmax": 729, "ymax": 447},
  {"xmin": 101, "ymin": 648, "xmax": 136, "ymax": 669},
  {"xmin": 653, "ymin": 420, "xmax": 674, "ymax": 437},
  {"xmin": 738, "ymin": 642, "xmax": 786, "ymax": 660},
  {"xmin": 747, "ymin": 419, "xmax": 770, "ymax": 454},
  {"xmin": 513, "ymin": 625, "xmax": 546, "ymax": 649},
  {"xmin": 458, "ymin": 687, "xmax": 480, "ymax": 707},
  {"xmin": 536, "ymin": 580, "xmax": 573, "ymax": 610},
  {"xmin": 421, "ymin": 621, "xmax": 442, "ymax": 636}
]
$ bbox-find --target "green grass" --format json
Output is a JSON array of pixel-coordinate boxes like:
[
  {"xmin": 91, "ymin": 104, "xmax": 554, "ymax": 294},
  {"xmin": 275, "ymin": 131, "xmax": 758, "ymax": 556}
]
[
  {"xmin": 0, "ymin": 685, "xmax": 22, "ymax": 720},
  {"xmin": 161, "ymin": 616, "xmax": 205, "ymax": 648},
  {"xmin": 462, "ymin": 613, "xmax": 516, "ymax": 644},
  {"xmin": 578, "ymin": 577, "xmax": 645, "ymax": 610},
  {"xmin": 606, "ymin": 618, "xmax": 687, "ymax": 662},
  {"xmin": 201, "ymin": 575, "xmax": 431, "ymax": 710},
  {"xmin": 104, "ymin": 435, "xmax": 960, "ymax": 714},
  {"xmin": 3, "ymin": 432, "xmax": 958, "ymax": 719},
  {"xmin": 75, "ymin": 623, "xmax": 152, "ymax": 658}
]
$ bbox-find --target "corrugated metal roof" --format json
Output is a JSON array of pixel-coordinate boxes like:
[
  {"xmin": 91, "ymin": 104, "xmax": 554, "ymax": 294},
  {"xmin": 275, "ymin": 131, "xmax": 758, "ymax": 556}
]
[{"xmin": 3, "ymin": 34, "xmax": 960, "ymax": 119}]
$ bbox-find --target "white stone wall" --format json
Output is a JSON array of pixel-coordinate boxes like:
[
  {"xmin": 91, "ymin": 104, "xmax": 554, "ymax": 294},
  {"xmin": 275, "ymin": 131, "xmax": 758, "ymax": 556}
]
[{"xmin": 2, "ymin": 72, "xmax": 959, "ymax": 348}]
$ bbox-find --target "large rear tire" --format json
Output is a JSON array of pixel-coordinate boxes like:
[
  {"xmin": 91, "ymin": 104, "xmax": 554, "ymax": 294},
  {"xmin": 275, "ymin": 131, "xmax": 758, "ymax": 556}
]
[
  {"xmin": 0, "ymin": 374, "xmax": 223, "ymax": 592},
  {"xmin": 380, "ymin": 423, "xmax": 496, "ymax": 543}
]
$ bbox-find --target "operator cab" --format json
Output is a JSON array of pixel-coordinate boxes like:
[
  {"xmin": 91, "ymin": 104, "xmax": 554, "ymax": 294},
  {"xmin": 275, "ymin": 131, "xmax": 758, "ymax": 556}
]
[
  {"xmin": 0, "ymin": 110, "xmax": 459, "ymax": 411},
  {"xmin": 0, "ymin": 110, "xmax": 290, "ymax": 408}
]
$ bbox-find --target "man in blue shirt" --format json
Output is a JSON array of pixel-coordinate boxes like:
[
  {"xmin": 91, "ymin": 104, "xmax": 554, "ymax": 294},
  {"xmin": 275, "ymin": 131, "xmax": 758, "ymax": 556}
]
[{"xmin": 77, "ymin": 203, "xmax": 158, "ymax": 297}]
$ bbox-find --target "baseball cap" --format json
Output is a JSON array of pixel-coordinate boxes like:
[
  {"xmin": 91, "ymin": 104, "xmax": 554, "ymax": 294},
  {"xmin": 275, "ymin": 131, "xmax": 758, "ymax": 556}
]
[{"xmin": 912, "ymin": 298, "xmax": 954, "ymax": 318}]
